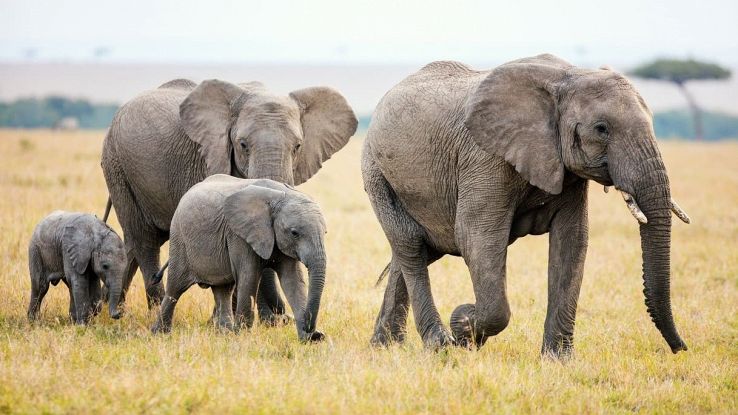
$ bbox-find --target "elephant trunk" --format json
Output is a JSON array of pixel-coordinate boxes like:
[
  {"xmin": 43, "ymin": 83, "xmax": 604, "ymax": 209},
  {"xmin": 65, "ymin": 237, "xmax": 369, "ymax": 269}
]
[
  {"xmin": 614, "ymin": 142, "xmax": 687, "ymax": 353},
  {"xmin": 635, "ymin": 167, "xmax": 687, "ymax": 353},
  {"xmin": 303, "ymin": 254, "xmax": 326, "ymax": 334},
  {"xmin": 248, "ymin": 145, "xmax": 294, "ymax": 185},
  {"xmin": 107, "ymin": 274, "xmax": 124, "ymax": 319}
]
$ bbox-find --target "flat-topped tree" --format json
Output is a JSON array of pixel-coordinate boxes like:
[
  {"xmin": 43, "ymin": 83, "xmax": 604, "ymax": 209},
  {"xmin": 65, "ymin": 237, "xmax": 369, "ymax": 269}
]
[{"xmin": 631, "ymin": 59, "xmax": 731, "ymax": 140}]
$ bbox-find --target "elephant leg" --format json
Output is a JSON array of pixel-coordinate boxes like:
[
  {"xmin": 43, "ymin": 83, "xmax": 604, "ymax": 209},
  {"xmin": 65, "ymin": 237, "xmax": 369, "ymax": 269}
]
[
  {"xmin": 256, "ymin": 268, "xmax": 291, "ymax": 326},
  {"xmin": 451, "ymin": 210, "xmax": 513, "ymax": 349},
  {"xmin": 62, "ymin": 278, "xmax": 76, "ymax": 319},
  {"xmin": 371, "ymin": 251, "xmax": 443, "ymax": 346},
  {"xmin": 363, "ymin": 151, "xmax": 452, "ymax": 349},
  {"xmin": 542, "ymin": 185, "xmax": 588, "ymax": 358},
  {"xmin": 89, "ymin": 274, "xmax": 103, "ymax": 317},
  {"xmin": 151, "ymin": 257, "xmax": 193, "ymax": 334},
  {"xmin": 119, "ymin": 250, "xmax": 138, "ymax": 305},
  {"xmin": 212, "ymin": 283, "xmax": 236, "ymax": 332},
  {"xmin": 27, "ymin": 245, "xmax": 49, "ymax": 321},
  {"xmin": 130, "ymin": 238, "xmax": 166, "ymax": 308}
]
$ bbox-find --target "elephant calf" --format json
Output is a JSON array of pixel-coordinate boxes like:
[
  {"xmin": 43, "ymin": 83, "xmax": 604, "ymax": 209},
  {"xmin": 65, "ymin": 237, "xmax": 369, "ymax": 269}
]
[
  {"xmin": 151, "ymin": 175, "xmax": 327, "ymax": 342},
  {"xmin": 27, "ymin": 211, "xmax": 126, "ymax": 324}
]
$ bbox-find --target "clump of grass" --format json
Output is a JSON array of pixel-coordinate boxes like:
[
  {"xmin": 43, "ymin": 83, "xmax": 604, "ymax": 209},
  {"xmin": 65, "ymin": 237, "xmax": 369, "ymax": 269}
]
[{"xmin": 0, "ymin": 130, "xmax": 736, "ymax": 413}]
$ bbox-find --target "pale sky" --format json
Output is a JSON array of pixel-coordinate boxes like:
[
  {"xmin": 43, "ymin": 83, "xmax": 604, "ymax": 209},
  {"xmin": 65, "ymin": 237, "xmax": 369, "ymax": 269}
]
[{"xmin": 1, "ymin": 0, "xmax": 737, "ymax": 66}]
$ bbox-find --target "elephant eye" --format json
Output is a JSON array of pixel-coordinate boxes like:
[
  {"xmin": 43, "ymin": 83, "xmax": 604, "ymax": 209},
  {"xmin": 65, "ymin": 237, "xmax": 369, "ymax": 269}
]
[
  {"xmin": 294, "ymin": 143, "xmax": 302, "ymax": 153},
  {"xmin": 594, "ymin": 123, "xmax": 609, "ymax": 137},
  {"xmin": 239, "ymin": 140, "xmax": 247, "ymax": 149},
  {"xmin": 102, "ymin": 263, "xmax": 110, "ymax": 270},
  {"xmin": 290, "ymin": 229, "xmax": 300, "ymax": 238}
]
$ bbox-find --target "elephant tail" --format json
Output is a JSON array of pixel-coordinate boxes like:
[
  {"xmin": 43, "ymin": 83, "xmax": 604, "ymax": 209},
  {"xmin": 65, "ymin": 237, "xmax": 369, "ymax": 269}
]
[
  {"xmin": 374, "ymin": 262, "xmax": 391, "ymax": 287},
  {"xmin": 102, "ymin": 197, "xmax": 113, "ymax": 223},
  {"xmin": 152, "ymin": 260, "xmax": 169, "ymax": 284}
]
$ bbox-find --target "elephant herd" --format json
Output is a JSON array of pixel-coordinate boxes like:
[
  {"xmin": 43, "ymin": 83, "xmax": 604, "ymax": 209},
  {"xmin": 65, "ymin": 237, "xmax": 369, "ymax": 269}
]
[{"xmin": 26, "ymin": 54, "xmax": 691, "ymax": 358}]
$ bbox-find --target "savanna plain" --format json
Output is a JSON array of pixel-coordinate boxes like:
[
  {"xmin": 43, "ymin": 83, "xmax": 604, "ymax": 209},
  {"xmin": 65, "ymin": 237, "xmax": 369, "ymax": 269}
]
[{"xmin": 0, "ymin": 130, "xmax": 736, "ymax": 414}]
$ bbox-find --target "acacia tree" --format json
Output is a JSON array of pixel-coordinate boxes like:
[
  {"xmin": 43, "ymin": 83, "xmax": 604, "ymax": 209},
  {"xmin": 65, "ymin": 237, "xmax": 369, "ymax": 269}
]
[{"xmin": 631, "ymin": 59, "xmax": 731, "ymax": 140}]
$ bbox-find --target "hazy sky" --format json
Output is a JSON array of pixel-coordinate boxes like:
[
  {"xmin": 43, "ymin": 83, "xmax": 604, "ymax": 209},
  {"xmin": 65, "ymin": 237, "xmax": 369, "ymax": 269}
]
[{"xmin": 1, "ymin": 0, "xmax": 737, "ymax": 66}]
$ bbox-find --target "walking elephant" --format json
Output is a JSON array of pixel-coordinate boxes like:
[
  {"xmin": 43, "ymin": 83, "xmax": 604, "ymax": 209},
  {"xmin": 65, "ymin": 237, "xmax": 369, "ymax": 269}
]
[
  {"xmin": 102, "ymin": 78, "xmax": 357, "ymax": 322},
  {"xmin": 27, "ymin": 211, "xmax": 127, "ymax": 324},
  {"xmin": 151, "ymin": 175, "xmax": 327, "ymax": 343},
  {"xmin": 363, "ymin": 54, "xmax": 690, "ymax": 357}
]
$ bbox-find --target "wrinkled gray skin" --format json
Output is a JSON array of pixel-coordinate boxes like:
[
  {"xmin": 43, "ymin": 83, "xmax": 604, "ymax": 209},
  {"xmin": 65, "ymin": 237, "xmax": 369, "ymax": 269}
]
[
  {"xmin": 27, "ymin": 211, "xmax": 126, "ymax": 324},
  {"xmin": 102, "ymin": 79, "xmax": 356, "ymax": 320},
  {"xmin": 364, "ymin": 54, "xmax": 689, "ymax": 357},
  {"xmin": 151, "ymin": 176, "xmax": 327, "ymax": 342}
]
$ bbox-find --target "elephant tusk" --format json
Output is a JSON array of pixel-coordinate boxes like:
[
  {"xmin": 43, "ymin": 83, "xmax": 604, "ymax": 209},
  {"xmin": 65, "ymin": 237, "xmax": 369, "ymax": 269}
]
[
  {"xmin": 670, "ymin": 199, "xmax": 691, "ymax": 224},
  {"xmin": 620, "ymin": 190, "xmax": 648, "ymax": 224},
  {"xmin": 604, "ymin": 185, "xmax": 610, "ymax": 193}
]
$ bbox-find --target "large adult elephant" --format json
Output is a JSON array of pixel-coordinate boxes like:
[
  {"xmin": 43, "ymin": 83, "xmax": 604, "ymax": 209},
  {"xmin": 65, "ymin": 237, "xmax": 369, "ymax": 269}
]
[
  {"xmin": 363, "ymin": 54, "xmax": 690, "ymax": 357},
  {"xmin": 102, "ymin": 78, "xmax": 357, "ymax": 319}
]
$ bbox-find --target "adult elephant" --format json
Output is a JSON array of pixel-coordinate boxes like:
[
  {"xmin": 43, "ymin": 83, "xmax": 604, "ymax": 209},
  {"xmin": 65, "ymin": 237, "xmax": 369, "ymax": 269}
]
[
  {"xmin": 102, "ymin": 78, "xmax": 357, "ymax": 320},
  {"xmin": 363, "ymin": 55, "xmax": 690, "ymax": 357}
]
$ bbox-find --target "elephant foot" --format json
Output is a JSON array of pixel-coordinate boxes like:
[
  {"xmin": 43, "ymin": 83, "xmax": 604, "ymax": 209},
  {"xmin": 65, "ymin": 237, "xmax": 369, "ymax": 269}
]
[
  {"xmin": 260, "ymin": 312, "xmax": 293, "ymax": 327},
  {"xmin": 299, "ymin": 330, "xmax": 326, "ymax": 343},
  {"xmin": 450, "ymin": 304, "xmax": 484, "ymax": 349},
  {"xmin": 370, "ymin": 325, "xmax": 405, "ymax": 347},
  {"xmin": 146, "ymin": 282, "xmax": 165, "ymax": 308},
  {"xmin": 214, "ymin": 319, "xmax": 236, "ymax": 333},
  {"xmin": 151, "ymin": 321, "xmax": 171, "ymax": 334},
  {"xmin": 541, "ymin": 335, "xmax": 574, "ymax": 360},
  {"xmin": 421, "ymin": 324, "xmax": 455, "ymax": 350}
]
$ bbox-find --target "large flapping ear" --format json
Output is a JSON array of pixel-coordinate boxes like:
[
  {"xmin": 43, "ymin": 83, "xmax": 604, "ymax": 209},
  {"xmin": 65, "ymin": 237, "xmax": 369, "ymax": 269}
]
[
  {"xmin": 224, "ymin": 186, "xmax": 286, "ymax": 259},
  {"xmin": 180, "ymin": 79, "xmax": 249, "ymax": 175},
  {"xmin": 464, "ymin": 54, "xmax": 573, "ymax": 194},
  {"xmin": 62, "ymin": 224, "xmax": 95, "ymax": 274},
  {"xmin": 289, "ymin": 87, "xmax": 358, "ymax": 185}
]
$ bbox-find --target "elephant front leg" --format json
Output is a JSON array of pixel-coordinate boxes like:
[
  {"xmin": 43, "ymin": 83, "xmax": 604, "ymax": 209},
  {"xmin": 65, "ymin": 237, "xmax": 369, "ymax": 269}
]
[
  {"xmin": 256, "ymin": 268, "xmax": 291, "ymax": 326},
  {"xmin": 68, "ymin": 273, "xmax": 91, "ymax": 325},
  {"xmin": 451, "ymin": 215, "xmax": 513, "ymax": 349},
  {"xmin": 232, "ymin": 251, "xmax": 262, "ymax": 330},
  {"xmin": 212, "ymin": 283, "xmax": 235, "ymax": 331},
  {"xmin": 89, "ymin": 275, "xmax": 103, "ymax": 317},
  {"xmin": 542, "ymin": 189, "xmax": 588, "ymax": 358}
]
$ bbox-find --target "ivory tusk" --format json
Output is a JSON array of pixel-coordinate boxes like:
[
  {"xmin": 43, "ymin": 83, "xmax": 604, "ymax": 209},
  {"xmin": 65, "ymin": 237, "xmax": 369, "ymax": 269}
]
[
  {"xmin": 620, "ymin": 190, "xmax": 648, "ymax": 224},
  {"xmin": 604, "ymin": 185, "xmax": 610, "ymax": 193},
  {"xmin": 670, "ymin": 199, "xmax": 691, "ymax": 224}
]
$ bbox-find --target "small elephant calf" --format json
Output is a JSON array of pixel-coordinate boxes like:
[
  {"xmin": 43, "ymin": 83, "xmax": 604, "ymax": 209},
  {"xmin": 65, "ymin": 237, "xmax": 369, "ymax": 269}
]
[
  {"xmin": 151, "ymin": 175, "xmax": 328, "ymax": 342},
  {"xmin": 27, "ymin": 211, "xmax": 127, "ymax": 324}
]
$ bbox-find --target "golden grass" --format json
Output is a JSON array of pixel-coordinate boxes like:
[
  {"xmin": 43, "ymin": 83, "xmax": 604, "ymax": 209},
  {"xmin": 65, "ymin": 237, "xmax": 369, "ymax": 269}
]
[{"xmin": 0, "ymin": 129, "xmax": 736, "ymax": 414}]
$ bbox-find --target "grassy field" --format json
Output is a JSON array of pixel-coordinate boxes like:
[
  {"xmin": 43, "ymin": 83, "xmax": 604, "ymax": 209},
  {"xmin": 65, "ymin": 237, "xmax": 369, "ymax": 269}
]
[{"xmin": 0, "ymin": 129, "xmax": 736, "ymax": 414}]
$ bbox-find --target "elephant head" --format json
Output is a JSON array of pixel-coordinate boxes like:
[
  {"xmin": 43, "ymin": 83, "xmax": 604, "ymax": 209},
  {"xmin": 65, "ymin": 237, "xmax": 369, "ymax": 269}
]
[
  {"xmin": 464, "ymin": 54, "xmax": 689, "ymax": 353},
  {"xmin": 180, "ymin": 80, "xmax": 358, "ymax": 185},
  {"xmin": 223, "ymin": 185, "xmax": 328, "ymax": 336},
  {"xmin": 63, "ymin": 222, "xmax": 127, "ymax": 321}
]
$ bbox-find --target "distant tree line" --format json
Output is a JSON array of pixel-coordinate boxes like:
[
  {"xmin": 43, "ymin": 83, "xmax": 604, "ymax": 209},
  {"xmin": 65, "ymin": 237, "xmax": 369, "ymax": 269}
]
[
  {"xmin": 1, "ymin": 97, "xmax": 737, "ymax": 140},
  {"xmin": 0, "ymin": 96, "xmax": 118, "ymax": 129}
]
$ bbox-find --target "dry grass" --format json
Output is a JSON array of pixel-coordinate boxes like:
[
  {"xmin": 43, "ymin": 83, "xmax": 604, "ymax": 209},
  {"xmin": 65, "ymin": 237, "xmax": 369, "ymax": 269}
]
[{"xmin": 0, "ymin": 129, "xmax": 736, "ymax": 414}]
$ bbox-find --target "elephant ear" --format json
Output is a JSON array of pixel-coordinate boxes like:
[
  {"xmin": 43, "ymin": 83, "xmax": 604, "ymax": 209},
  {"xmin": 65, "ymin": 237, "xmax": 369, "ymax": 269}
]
[
  {"xmin": 62, "ymin": 224, "xmax": 95, "ymax": 274},
  {"xmin": 465, "ymin": 54, "xmax": 573, "ymax": 194},
  {"xmin": 180, "ymin": 79, "xmax": 249, "ymax": 176},
  {"xmin": 289, "ymin": 87, "xmax": 358, "ymax": 185},
  {"xmin": 224, "ymin": 186, "xmax": 286, "ymax": 260}
]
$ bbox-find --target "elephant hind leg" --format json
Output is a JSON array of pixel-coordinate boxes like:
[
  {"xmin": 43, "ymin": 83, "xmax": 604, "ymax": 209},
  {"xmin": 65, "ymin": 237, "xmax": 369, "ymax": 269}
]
[
  {"xmin": 363, "ymin": 153, "xmax": 452, "ymax": 349},
  {"xmin": 27, "ymin": 245, "xmax": 49, "ymax": 322},
  {"xmin": 371, "ymin": 250, "xmax": 443, "ymax": 347},
  {"xmin": 151, "ymin": 257, "xmax": 194, "ymax": 334}
]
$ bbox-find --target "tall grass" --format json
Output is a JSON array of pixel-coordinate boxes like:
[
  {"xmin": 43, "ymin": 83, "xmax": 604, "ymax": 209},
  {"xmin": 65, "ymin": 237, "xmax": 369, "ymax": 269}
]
[{"xmin": 0, "ymin": 130, "xmax": 736, "ymax": 413}]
